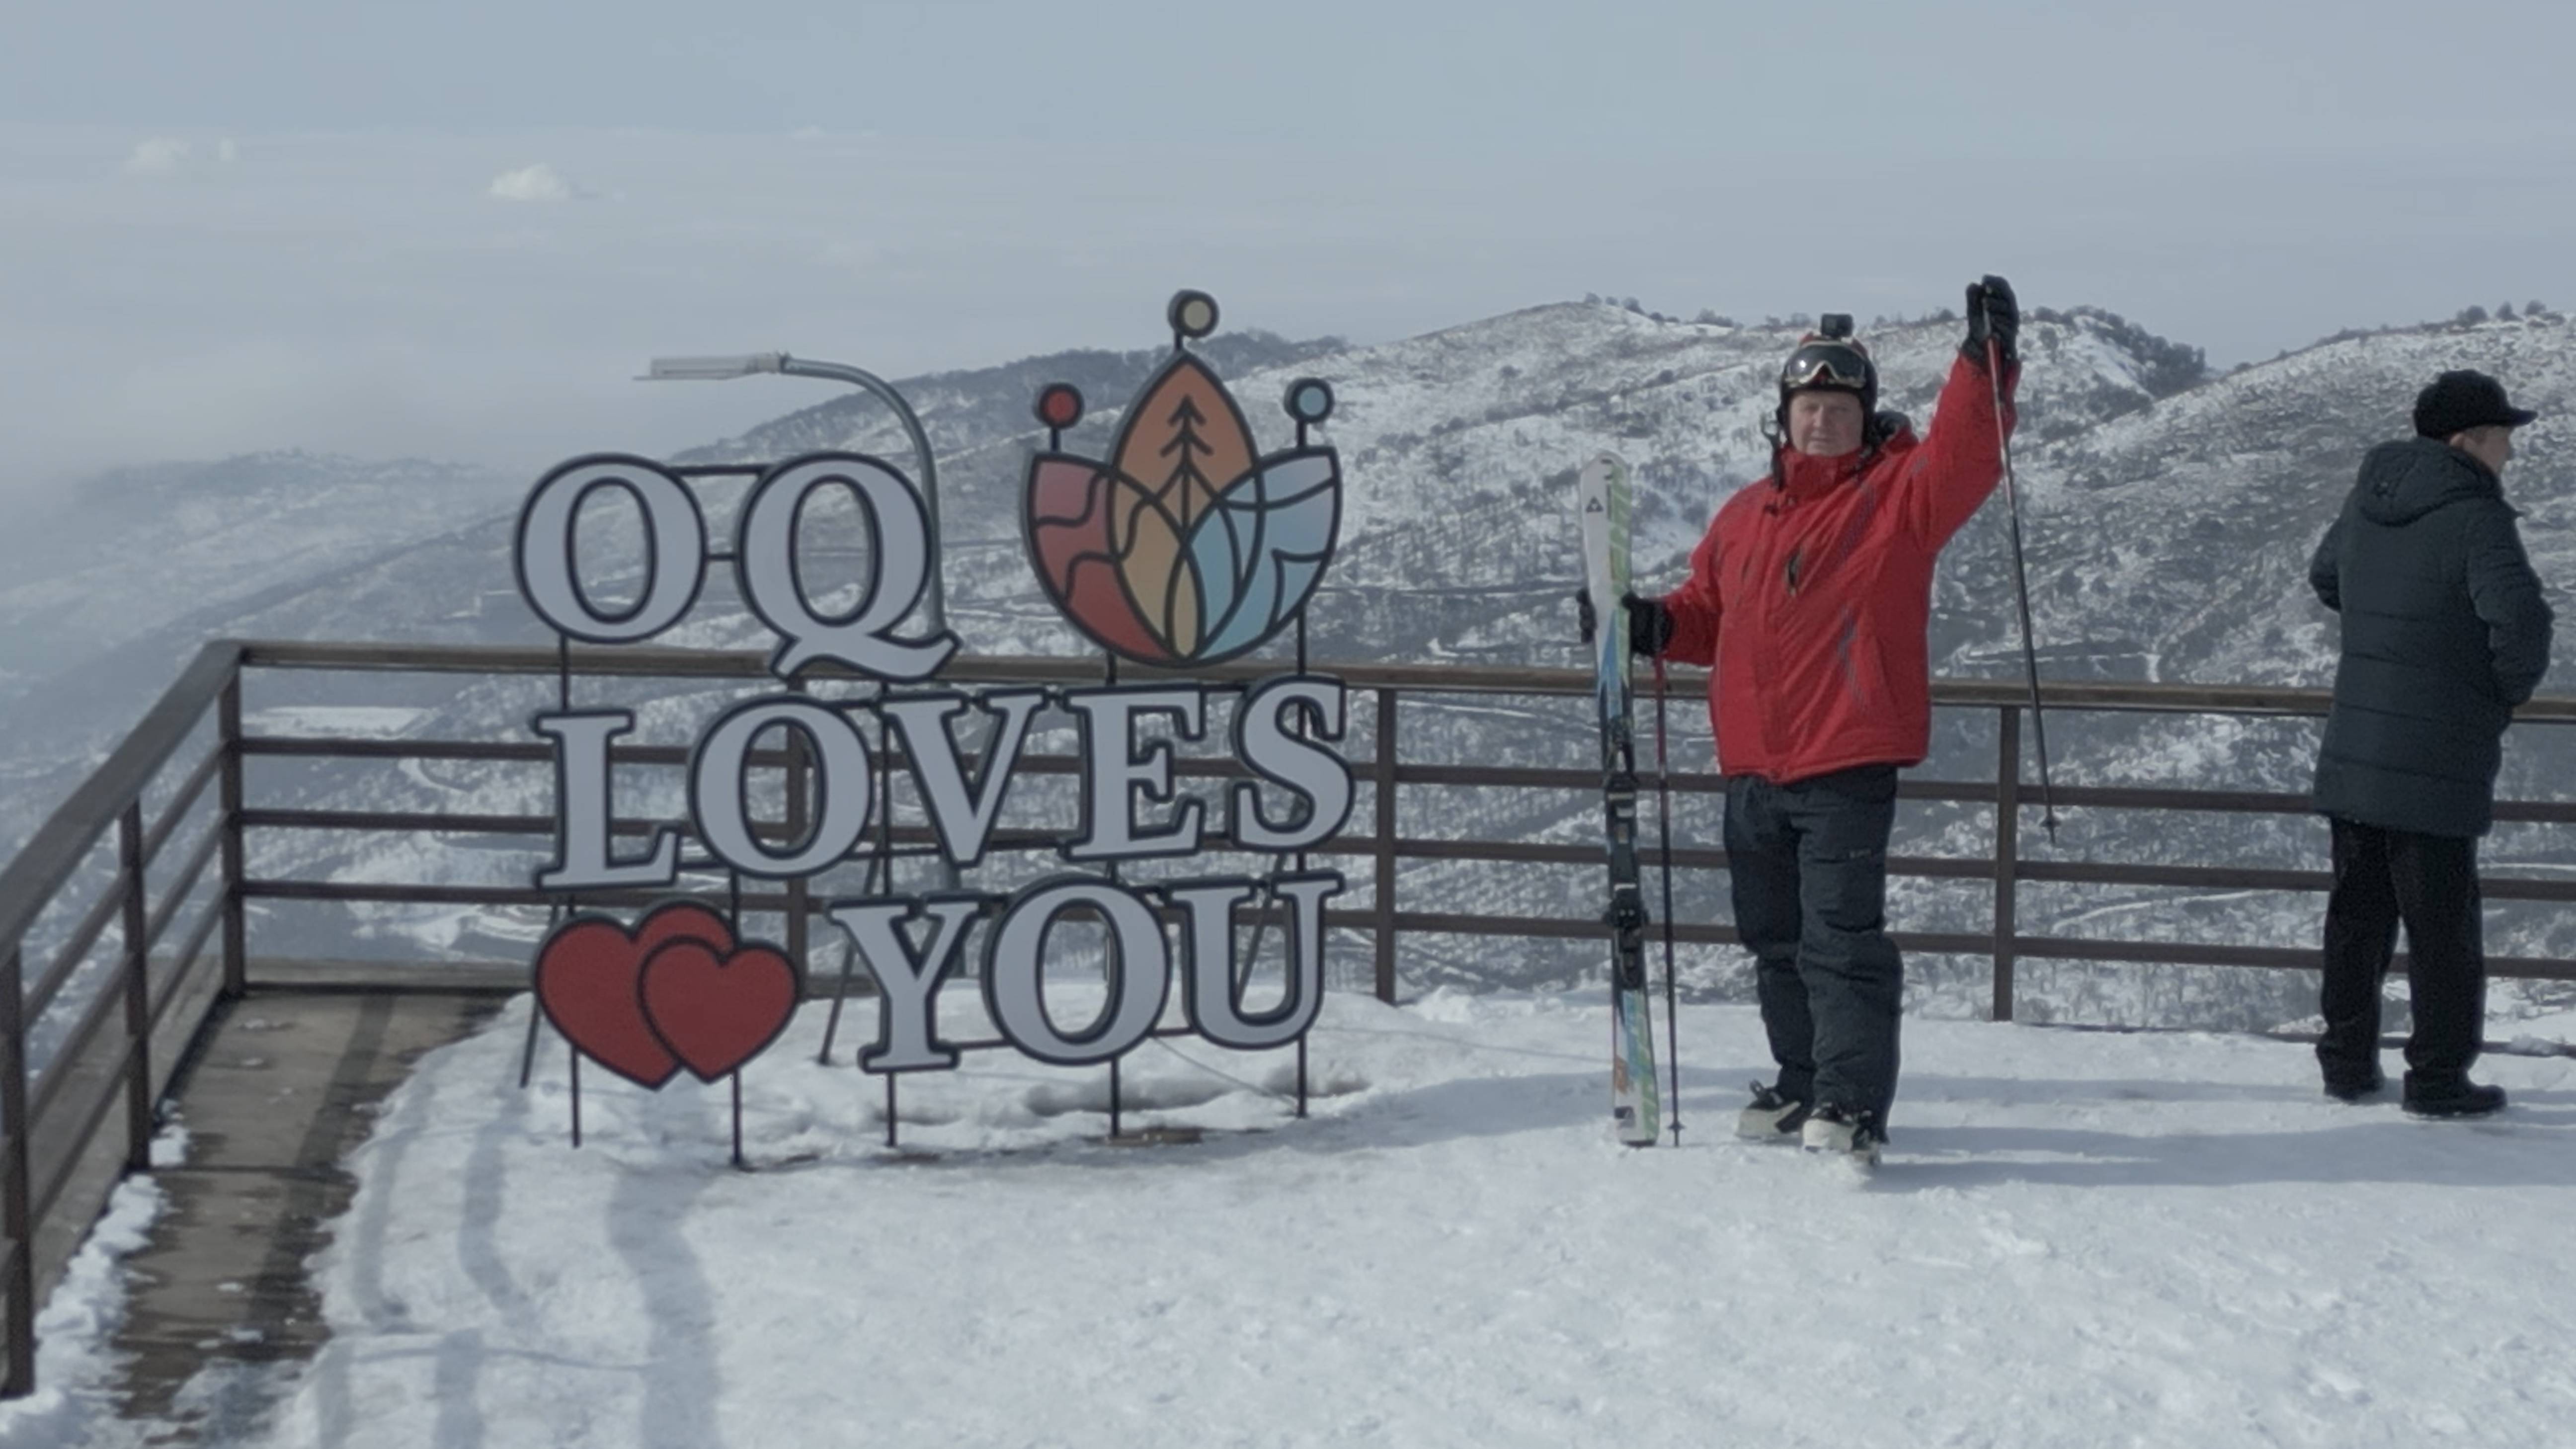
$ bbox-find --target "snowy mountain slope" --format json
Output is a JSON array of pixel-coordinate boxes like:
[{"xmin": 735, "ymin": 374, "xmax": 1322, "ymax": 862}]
[
  {"xmin": 915, "ymin": 303, "xmax": 2180, "ymax": 670},
  {"xmin": 0, "ymin": 452, "xmax": 521, "ymax": 682},
  {"xmin": 1994, "ymin": 311, "xmax": 2576, "ymax": 692},
  {"xmin": 9, "ymin": 300, "xmax": 2576, "ymax": 1032},
  {"xmin": 1912, "ymin": 313, "xmax": 2576, "ymax": 1022}
]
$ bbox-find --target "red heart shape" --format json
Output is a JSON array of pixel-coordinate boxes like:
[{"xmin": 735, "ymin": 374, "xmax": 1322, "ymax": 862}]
[
  {"xmin": 532, "ymin": 903, "xmax": 735, "ymax": 1090},
  {"xmin": 634, "ymin": 901, "xmax": 734, "ymax": 958},
  {"xmin": 639, "ymin": 938, "xmax": 802, "ymax": 1082}
]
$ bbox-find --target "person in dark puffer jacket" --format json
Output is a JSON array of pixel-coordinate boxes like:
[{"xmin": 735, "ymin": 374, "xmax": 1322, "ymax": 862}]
[{"xmin": 2309, "ymin": 368, "xmax": 2553, "ymax": 1118}]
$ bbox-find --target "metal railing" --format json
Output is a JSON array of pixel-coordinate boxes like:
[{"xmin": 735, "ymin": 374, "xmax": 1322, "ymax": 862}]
[
  {"xmin": 3, "ymin": 637, "xmax": 2575, "ymax": 1394},
  {"xmin": 0, "ymin": 644, "xmax": 243, "ymax": 1397}
]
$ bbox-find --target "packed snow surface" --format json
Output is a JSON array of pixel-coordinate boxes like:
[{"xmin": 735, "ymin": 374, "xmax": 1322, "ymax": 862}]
[{"xmin": 13, "ymin": 989, "xmax": 2576, "ymax": 1448}]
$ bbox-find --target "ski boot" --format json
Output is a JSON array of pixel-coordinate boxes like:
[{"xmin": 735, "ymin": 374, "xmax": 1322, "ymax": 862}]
[
  {"xmin": 1735, "ymin": 1081, "xmax": 1809, "ymax": 1142},
  {"xmin": 2402, "ymin": 1075, "xmax": 2506, "ymax": 1119},
  {"xmin": 1800, "ymin": 1104, "xmax": 1884, "ymax": 1169}
]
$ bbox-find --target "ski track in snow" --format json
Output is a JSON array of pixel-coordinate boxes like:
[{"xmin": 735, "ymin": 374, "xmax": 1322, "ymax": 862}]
[{"xmin": 14, "ymin": 990, "xmax": 2576, "ymax": 1448}]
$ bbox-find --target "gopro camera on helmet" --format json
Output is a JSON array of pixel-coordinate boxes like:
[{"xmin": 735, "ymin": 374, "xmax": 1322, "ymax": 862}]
[{"xmin": 1817, "ymin": 314, "xmax": 1855, "ymax": 340}]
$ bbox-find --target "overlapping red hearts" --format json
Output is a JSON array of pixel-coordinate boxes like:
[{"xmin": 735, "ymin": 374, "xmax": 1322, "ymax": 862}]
[{"xmin": 533, "ymin": 902, "xmax": 802, "ymax": 1087}]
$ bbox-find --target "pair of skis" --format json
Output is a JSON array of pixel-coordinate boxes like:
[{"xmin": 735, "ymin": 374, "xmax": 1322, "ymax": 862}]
[{"xmin": 1578, "ymin": 453, "xmax": 1680, "ymax": 1148}]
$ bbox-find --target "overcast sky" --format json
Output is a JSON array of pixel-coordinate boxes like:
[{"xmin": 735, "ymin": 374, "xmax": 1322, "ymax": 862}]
[{"xmin": 6, "ymin": 0, "xmax": 2575, "ymax": 487}]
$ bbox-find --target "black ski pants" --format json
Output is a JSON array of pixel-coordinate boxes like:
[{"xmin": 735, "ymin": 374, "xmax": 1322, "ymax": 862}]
[
  {"xmin": 1725, "ymin": 764, "xmax": 1904, "ymax": 1127},
  {"xmin": 2317, "ymin": 815, "xmax": 2486, "ymax": 1088}
]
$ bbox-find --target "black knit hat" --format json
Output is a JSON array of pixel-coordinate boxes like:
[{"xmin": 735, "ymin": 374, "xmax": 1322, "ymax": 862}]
[{"xmin": 2414, "ymin": 370, "xmax": 2537, "ymax": 439}]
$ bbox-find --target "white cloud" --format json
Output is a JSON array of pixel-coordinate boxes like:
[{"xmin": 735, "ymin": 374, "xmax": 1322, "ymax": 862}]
[
  {"xmin": 487, "ymin": 162, "xmax": 582, "ymax": 202},
  {"xmin": 123, "ymin": 137, "xmax": 193, "ymax": 175},
  {"xmin": 120, "ymin": 136, "xmax": 239, "ymax": 176}
]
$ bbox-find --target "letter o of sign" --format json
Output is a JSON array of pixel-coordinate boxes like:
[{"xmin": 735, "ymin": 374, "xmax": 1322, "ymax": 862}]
[
  {"xmin": 688, "ymin": 698, "xmax": 876, "ymax": 879},
  {"xmin": 981, "ymin": 878, "xmax": 1172, "ymax": 1066},
  {"xmin": 514, "ymin": 455, "xmax": 708, "ymax": 643}
]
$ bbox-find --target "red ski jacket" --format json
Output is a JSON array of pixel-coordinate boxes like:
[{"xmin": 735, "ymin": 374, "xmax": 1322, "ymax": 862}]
[{"xmin": 1657, "ymin": 353, "xmax": 2018, "ymax": 783}]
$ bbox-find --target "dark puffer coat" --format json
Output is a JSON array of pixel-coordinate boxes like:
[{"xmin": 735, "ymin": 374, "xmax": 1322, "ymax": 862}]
[{"xmin": 2310, "ymin": 436, "xmax": 2554, "ymax": 837}]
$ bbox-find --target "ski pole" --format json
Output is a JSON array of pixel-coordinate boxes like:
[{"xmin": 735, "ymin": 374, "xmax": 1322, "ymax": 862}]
[
  {"xmin": 1985, "ymin": 324, "xmax": 2059, "ymax": 843},
  {"xmin": 1650, "ymin": 653, "xmax": 1684, "ymax": 1145}
]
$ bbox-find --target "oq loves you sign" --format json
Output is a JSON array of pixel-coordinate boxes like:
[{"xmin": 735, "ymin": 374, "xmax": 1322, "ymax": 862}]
[{"xmin": 514, "ymin": 293, "xmax": 1352, "ymax": 1147}]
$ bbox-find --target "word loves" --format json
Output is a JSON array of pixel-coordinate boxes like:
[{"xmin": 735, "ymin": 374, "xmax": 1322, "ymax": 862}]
[
  {"xmin": 512, "ymin": 292, "xmax": 1353, "ymax": 1091},
  {"xmin": 526, "ymin": 656, "xmax": 1354, "ymax": 1082}
]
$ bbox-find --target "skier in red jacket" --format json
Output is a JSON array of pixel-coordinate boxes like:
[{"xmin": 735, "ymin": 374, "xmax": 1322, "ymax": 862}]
[{"xmin": 1629, "ymin": 278, "xmax": 2020, "ymax": 1165}]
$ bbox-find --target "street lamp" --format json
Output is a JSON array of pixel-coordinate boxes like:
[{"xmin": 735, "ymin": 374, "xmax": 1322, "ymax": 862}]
[{"xmin": 641, "ymin": 351, "xmax": 949, "ymax": 639}]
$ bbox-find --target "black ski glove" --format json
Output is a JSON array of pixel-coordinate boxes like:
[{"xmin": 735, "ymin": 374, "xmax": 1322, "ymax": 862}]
[
  {"xmin": 1571, "ymin": 590, "xmax": 1675, "ymax": 657},
  {"xmin": 1961, "ymin": 274, "xmax": 2019, "ymax": 367},
  {"xmin": 1625, "ymin": 592, "xmax": 1675, "ymax": 657}
]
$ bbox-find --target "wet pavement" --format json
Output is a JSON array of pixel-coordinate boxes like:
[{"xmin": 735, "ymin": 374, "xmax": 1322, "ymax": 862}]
[{"xmin": 107, "ymin": 990, "xmax": 502, "ymax": 1445}]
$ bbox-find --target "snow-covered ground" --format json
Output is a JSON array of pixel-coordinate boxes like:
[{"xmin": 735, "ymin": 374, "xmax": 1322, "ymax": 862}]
[{"xmin": 10, "ymin": 989, "xmax": 2576, "ymax": 1449}]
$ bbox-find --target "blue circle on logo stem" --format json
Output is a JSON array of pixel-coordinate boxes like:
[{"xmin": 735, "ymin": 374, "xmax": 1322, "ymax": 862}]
[{"xmin": 1286, "ymin": 378, "xmax": 1334, "ymax": 424}]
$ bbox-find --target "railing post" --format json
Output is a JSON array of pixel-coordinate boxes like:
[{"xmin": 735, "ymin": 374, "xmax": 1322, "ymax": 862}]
[
  {"xmin": 118, "ymin": 804, "xmax": 152, "ymax": 1171},
  {"xmin": 1993, "ymin": 706, "xmax": 2020, "ymax": 1023},
  {"xmin": 786, "ymin": 729, "xmax": 809, "ymax": 982},
  {"xmin": 219, "ymin": 670, "xmax": 246, "ymax": 997},
  {"xmin": 0, "ymin": 946, "xmax": 32, "ymax": 1398},
  {"xmin": 1372, "ymin": 687, "xmax": 1398, "ymax": 1004}
]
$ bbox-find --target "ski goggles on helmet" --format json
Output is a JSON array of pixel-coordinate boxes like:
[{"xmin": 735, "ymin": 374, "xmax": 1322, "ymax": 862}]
[{"xmin": 1778, "ymin": 340, "xmax": 1872, "ymax": 393}]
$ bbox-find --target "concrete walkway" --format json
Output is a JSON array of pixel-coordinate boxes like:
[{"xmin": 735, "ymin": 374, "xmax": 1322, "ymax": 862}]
[{"xmin": 106, "ymin": 989, "xmax": 502, "ymax": 1445}]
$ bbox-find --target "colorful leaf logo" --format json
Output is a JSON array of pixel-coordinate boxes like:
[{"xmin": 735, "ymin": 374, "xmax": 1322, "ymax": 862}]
[{"xmin": 1025, "ymin": 298, "xmax": 1341, "ymax": 669}]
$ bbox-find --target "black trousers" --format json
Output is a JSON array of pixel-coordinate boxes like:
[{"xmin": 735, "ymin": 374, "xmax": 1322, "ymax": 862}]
[
  {"xmin": 1725, "ymin": 765, "xmax": 1903, "ymax": 1126},
  {"xmin": 2317, "ymin": 816, "xmax": 2486, "ymax": 1087}
]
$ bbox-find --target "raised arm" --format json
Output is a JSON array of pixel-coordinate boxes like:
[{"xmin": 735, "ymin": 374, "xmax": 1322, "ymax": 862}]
[
  {"xmin": 1895, "ymin": 275, "xmax": 2021, "ymax": 547},
  {"xmin": 1895, "ymin": 349, "xmax": 2017, "ymax": 547}
]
